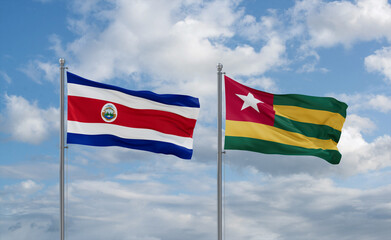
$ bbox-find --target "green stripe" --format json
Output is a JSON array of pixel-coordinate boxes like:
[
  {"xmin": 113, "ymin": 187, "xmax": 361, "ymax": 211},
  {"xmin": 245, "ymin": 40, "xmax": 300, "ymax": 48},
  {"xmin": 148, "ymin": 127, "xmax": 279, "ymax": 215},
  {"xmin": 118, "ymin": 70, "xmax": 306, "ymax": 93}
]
[
  {"xmin": 224, "ymin": 136, "xmax": 341, "ymax": 164},
  {"xmin": 274, "ymin": 115, "xmax": 342, "ymax": 142},
  {"xmin": 274, "ymin": 94, "xmax": 348, "ymax": 118}
]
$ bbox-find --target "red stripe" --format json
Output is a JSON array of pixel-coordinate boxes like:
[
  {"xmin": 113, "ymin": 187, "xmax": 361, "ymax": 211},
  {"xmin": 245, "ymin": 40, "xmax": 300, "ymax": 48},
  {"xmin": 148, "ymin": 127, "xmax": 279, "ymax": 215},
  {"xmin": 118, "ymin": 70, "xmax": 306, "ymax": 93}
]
[
  {"xmin": 225, "ymin": 76, "xmax": 275, "ymax": 126},
  {"xmin": 68, "ymin": 96, "xmax": 197, "ymax": 137}
]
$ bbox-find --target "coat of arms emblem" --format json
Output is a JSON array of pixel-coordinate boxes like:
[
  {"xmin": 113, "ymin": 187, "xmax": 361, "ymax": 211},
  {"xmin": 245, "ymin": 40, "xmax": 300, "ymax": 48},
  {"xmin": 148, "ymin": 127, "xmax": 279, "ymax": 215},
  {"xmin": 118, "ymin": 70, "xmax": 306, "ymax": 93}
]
[{"xmin": 101, "ymin": 103, "xmax": 117, "ymax": 122}]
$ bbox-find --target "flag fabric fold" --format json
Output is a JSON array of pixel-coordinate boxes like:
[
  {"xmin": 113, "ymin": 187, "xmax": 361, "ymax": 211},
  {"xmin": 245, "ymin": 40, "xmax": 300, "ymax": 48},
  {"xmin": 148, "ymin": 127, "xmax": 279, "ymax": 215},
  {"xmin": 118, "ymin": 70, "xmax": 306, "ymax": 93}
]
[
  {"xmin": 67, "ymin": 72, "xmax": 200, "ymax": 159},
  {"xmin": 224, "ymin": 75, "xmax": 347, "ymax": 164}
]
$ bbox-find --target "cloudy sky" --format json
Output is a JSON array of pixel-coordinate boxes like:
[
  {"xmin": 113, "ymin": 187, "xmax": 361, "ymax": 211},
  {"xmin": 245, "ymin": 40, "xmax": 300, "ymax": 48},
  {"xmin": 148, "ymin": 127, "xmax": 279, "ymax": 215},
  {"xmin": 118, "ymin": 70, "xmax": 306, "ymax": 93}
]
[{"xmin": 1, "ymin": 0, "xmax": 391, "ymax": 239}]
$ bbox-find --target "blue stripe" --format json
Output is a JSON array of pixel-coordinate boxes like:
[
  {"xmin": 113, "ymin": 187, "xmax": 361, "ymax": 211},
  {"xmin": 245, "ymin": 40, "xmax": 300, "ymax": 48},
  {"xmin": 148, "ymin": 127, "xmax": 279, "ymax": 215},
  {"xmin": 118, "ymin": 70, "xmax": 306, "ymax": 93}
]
[
  {"xmin": 67, "ymin": 133, "xmax": 193, "ymax": 159},
  {"xmin": 67, "ymin": 72, "xmax": 200, "ymax": 108}
]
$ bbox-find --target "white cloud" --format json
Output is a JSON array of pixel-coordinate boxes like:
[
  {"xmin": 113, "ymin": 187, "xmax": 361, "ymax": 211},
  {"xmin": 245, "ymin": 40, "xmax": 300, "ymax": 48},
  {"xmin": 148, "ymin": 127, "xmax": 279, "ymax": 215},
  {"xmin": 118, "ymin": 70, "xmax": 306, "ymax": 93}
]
[
  {"xmin": 337, "ymin": 114, "xmax": 391, "ymax": 175},
  {"xmin": 0, "ymin": 94, "xmax": 59, "ymax": 144},
  {"xmin": 290, "ymin": 1, "xmax": 391, "ymax": 82},
  {"xmin": 115, "ymin": 173, "xmax": 157, "ymax": 181},
  {"xmin": 4, "ymin": 180, "xmax": 43, "ymax": 196},
  {"xmin": 297, "ymin": 61, "xmax": 329, "ymax": 73},
  {"xmin": 295, "ymin": 0, "xmax": 391, "ymax": 48},
  {"xmin": 334, "ymin": 93, "xmax": 391, "ymax": 114},
  {"xmin": 2, "ymin": 170, "xmax": 391, "ymax": 240},
  {"xmin": 221, "ymin": 36, "xmax": 286, "ymax": 77},
  {"xmin": 0, "ymin": 70, "xmax": 12, "ymax": 83},
  {"xmin": 244, "ymin": 76, "xmax": 278, "ymax": 92},
  {"xmin": 237, "ymin": 11, "xmax": 282, "ymax": 43},
  {"xmin": 224, "ymin": 174, "xmax": 391, "ymax": 240},
  {"xmin": 365, "ymin": 46, "xmax": 391, "ymax": 83},
  {"xmin": 19, "ymin": 60, "xmax": 58, "ymax": 83},
  {"xmin": 54, "ymin": 0, "xmax": 285, "ymax": 99},
  {"xmin": 0, "ymin": 162, "xmax": 62, "ymax": 180},
  {"xmin": 344, "ymin": 114, "xmax": 376, "ymax": 134},
  {"xmin": 368, "ymin": 94, "xmax": 391, "ymax": 113}
]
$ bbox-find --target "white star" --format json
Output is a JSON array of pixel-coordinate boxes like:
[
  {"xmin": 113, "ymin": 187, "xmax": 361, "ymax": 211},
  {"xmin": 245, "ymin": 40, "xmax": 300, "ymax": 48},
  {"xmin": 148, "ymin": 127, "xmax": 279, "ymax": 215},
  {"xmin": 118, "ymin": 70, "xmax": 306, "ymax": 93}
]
[{"xmin": 236, "ymin": 92, "xmax": 263, "ymax": 112}]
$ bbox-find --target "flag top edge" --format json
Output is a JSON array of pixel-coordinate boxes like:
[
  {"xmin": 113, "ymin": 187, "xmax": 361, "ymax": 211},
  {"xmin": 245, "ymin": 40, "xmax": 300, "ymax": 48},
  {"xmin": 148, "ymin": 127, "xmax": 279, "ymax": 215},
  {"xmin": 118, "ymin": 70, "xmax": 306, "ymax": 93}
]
[
  {"xmin": 67, "ymin": 72, "xmax": 200, "ymax": 108},
  {"xmin": 224, "ymin": 75, "xmax": 347, "ymax": 118}
]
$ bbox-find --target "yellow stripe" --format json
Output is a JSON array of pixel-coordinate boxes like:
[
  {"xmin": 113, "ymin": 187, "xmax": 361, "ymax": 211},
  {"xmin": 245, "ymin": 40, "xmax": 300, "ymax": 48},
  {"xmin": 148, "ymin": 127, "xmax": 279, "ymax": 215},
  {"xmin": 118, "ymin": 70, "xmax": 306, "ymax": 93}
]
[
  {"xmin": 274, "ymin": 105, "xmax": 346, "ymax": 131},
  {"xmin": 225, "ymin": 120, "xmax": 339, "ymax": 151}
]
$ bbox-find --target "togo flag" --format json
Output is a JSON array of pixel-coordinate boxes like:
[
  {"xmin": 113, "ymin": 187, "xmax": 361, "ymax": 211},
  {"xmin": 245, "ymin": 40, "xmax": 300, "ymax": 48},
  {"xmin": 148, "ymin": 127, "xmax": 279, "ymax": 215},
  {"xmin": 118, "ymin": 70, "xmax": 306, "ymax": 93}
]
[
  {"xmin": 224, "ymin": 76, "xmax": 347, "ymax": 164},
  {"xmin": 67, "ymin": 72, "xmax": 200, "ymax": 159}
]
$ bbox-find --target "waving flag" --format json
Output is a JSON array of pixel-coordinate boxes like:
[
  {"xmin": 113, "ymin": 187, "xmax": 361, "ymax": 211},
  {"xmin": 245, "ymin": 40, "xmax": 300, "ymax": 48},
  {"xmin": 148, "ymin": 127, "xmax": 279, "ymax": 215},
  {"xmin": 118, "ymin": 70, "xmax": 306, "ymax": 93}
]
[
  {"xmin": 67, "ymin": 72, "xmax": 200, "ymax": 159},
  {"xmin": 224, "ymin": 76, "xmax": 347, "ymax": 164}
]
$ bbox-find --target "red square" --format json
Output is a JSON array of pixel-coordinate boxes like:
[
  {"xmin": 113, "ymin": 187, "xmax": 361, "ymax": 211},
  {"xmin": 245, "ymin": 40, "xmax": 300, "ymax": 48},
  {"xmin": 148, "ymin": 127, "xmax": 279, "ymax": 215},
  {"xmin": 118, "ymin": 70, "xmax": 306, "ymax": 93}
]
[{"xmin": 225, "ymin": 76, "xmax": 275, "ymax": 126}]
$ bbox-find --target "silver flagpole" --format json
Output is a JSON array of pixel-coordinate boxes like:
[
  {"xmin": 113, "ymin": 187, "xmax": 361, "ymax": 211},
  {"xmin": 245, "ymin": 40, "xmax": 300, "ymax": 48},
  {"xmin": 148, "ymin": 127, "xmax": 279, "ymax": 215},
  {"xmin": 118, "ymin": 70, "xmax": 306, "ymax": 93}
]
[
  {"xmin": 217, "ymin": 63, "xmax": 223, "ymax": 240},
  {"xmin": 59, "ymin": 58, "xmax": 65, "ymax": 240}
]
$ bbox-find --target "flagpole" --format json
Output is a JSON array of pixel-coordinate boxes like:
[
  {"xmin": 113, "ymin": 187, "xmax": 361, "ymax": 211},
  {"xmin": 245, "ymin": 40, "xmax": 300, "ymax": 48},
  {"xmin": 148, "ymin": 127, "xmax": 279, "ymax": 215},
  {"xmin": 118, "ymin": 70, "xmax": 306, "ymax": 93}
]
[
  {"xmin": 59, "ymin": 58, "xmax": 65, "ymax": 240},
  {"xmin": 217, "ymin": 63, "xmax": 223, "ymax": 240}
]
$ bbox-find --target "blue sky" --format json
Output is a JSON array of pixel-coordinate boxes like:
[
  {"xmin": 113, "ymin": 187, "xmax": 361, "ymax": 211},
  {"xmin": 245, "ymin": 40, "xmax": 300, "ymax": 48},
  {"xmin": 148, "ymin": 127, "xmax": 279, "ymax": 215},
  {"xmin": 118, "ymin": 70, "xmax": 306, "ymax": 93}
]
[{"xmin": 1, "ymin": 0, "xmax": 391, "ymax": 239}]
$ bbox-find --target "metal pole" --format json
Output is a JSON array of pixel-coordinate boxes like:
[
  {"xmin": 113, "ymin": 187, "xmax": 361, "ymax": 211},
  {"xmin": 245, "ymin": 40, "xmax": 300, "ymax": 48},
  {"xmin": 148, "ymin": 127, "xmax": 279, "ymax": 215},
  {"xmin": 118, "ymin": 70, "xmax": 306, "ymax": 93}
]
[
  {"xmin": 59, "ymin": 58, "xmax": 65, "ymax": 240},
  {"xmin": 217, "ymin": 63, "xmax": 223, "ymax": 240}
]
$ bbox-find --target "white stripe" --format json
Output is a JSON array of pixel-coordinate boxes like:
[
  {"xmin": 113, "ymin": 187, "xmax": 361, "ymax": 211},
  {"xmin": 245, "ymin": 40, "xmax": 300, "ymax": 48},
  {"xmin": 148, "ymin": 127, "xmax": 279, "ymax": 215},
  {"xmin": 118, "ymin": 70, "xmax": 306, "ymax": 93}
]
[
  {"xmin": 68, "ymin": 83, "xmax": 199, "ymax": 119},
  {"xmin": 67, "ymin": 121, "xmax": 194, "ymax": 149}
]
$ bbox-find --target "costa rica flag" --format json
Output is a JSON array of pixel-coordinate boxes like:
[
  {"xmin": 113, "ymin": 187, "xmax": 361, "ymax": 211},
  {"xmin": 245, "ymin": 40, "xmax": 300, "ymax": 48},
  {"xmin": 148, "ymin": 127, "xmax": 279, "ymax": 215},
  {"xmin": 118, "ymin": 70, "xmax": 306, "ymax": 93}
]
[{"xmin": 67, "ymin": 72, "xmax": 200, "ymax": 159}]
